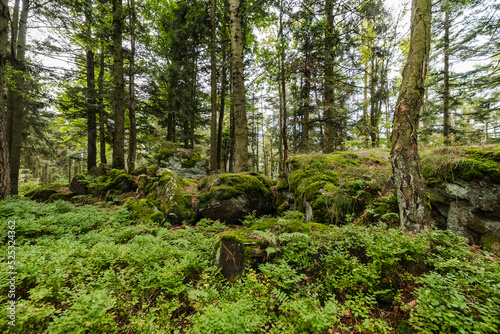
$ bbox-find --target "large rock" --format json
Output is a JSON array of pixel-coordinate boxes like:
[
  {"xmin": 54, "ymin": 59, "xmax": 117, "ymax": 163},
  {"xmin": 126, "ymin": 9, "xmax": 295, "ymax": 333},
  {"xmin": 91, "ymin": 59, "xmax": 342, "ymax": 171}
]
[
  {"xmin": 277, "ymin": 150, "xmax": 392, "ymax": 224},
  {"xmin": 145, "ymin": 171, "xmax": 197, "ymax": 224},
  {"xmin": 196, "ymin": 172, "xmax": 275, "ymax": 224},
  {"xmin": 156, "ymin": 142, "xmax": 208, "ymax": 180},
  {"xmin": 422, "ymin": 146, "xmax": 500, "ymax": 253}
]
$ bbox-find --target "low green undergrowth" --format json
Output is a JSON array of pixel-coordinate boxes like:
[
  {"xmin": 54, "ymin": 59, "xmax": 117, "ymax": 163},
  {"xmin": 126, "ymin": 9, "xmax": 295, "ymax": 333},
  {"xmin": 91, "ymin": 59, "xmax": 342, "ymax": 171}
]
[{"xmin": 1, "ymin": 198, "xmax": 499, "ymax": 333}]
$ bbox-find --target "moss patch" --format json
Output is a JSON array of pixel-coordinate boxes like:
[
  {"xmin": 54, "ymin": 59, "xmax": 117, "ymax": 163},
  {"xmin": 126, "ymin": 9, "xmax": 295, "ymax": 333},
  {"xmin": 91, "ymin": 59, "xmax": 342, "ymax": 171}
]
[
  {"xmin": 480, "ymin": 232, "xmax": 500, "ymax": 254},
  {"xmin": 25, "ymin": 184, "xmax": 62, "ymax": 201},
  {"xmin": 421, "ymin": 146, "xmax": 500, "ymax": 183}
]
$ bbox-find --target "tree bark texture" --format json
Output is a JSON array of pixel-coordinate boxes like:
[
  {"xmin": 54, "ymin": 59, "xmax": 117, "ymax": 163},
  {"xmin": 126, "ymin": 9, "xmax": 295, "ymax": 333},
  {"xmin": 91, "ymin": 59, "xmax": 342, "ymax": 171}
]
[
  {"xmin": 210, "ymin": 0, "xmax": 218, "ymax": 172},
  {"xmin": 323, "ymin": 0, "xmax": 335, "ymax": 153},
  {"xmin": 217, "ymin": 50, "xmax": 227, "ymax": 170},
  {"xmin": 127, "ymin": 0, "xmax": 137, "ymax": 171},
  {"xmin": 86, "ymin": 0, "xmax": 97, "ymax": 171},
  {"xmin": 112, "ymin": 0, "xmax": 125, "ymax": 169},
  {"xmin": 98, "ymin": 44, "xmax": 107, "ymax": 165},
  {"xmin": 443, "ymin": 0, "xmax": 450, "ymax": 145},
  {"xmin": 0, "ymin": 0, "xmax": 10, "ymax": 199},
  {"xmin": 390, "ymin": 0, "xmax": 433, "ymax": 234},
  {"xmin": 229, "ymin": 0, "xmax": 248, "ymax": 172},
  {"xmin": 6, "ymin": 0, "xmax": 28, "ymax": 195}
]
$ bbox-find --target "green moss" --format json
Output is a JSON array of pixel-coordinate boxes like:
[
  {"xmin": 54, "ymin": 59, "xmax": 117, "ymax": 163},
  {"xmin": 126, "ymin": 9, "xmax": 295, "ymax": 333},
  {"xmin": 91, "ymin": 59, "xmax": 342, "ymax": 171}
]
[
  {"xmin": 285, "ymin": 151, "xmax": 390, "ymax": 225},
  {"xmin": 147, "ymin": 165, "xmax": 159, "ymax": 177},
  {"xmin": 25, "ymin": 184, "xmax": 61, "ymax": 201},
  {"xmin": 171, "ymin": 190, "xmax": 195, "ymax": 224},
  {"xmin": 480, "ymin": 233, "xmax": 500, "ymax": 254},
  {"xmin": 129, "ymin": 166, "xmax": 147, "ymax": 176},
  {"xmin": 125, "ymin": 198, "xmax": 164, "ymax": 224},
  {"xmin": 421, "ymin": 146, "xmax": 500, "ymax": 183},
  {"xmin": 197, "ymin": 172, "xmax": 272, "ymax": 209},
  {"xmin": 47, "ymin": 193, "xmax": 76, "ymax": 203}
]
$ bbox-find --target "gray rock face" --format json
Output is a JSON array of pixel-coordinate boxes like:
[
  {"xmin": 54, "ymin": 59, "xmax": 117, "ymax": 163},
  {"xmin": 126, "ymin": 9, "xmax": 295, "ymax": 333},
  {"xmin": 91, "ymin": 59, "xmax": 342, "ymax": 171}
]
[
  {"xmin": 158, "ymin": 156, "xmax": 207, "ymax": 180},
  {"xmin": 429, "ymin": 179, "xmax": 500, "ymax": 252}
]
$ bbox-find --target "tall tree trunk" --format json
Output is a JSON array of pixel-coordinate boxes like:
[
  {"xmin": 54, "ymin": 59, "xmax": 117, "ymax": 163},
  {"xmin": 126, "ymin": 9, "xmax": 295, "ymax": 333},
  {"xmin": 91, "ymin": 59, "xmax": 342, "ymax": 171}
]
[
  {"xmin": 390, "ymin": 0, "xmax": 433, "ymax": 234},
  {"xmin": 98, "ymin": 43, "xmax": 107, "ymax": 164},
  {"xmin": 210, "ymin": 0, "xmax": 218, "ymax": 171},
  {"xmin": 369, "ymin": 58, "xmax": 379, "ymax": 148},
  {"xmin": 217, "ymin": 50, "xmax": 227, "ymax": 170},
  {"xmin": 6, "ymin": 0, "xmax": 28, "ymax": 195},
  {"xmin": 112, "ymin": 0, "xmax": 125, "ymax": 169},
  {"xmin": 301, "ymin": 55, "xmax": 310, "ymax": 153},
  {"xmin": 323, "ymin": 0, "xmax": 335, "ymax": 153},
  {"xmin": 443, "ymin": 0, "xmax": 451, "ymax": 146},
  {"xmin": 0, "ymin": 0, "xmax": 9, "ymax": 199},
  {"xmin": 127, "ymin": 0, "xmax": 137, "ymax": 171},
  {"xmin": 86, "ymin": 0, "xmax": 97, "ymax": 171},
  {"xmin": 229, "ymin": 0, "xmax": 248, "ymax": 172}
]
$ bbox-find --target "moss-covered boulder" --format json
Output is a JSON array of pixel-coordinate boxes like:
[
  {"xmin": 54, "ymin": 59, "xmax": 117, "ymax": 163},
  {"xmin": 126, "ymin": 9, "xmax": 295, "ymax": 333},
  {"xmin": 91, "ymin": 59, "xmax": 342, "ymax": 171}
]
[
  {"xmin": 146, "ymin": 171, "xmax": 196, "ymax": 224},
  {"xmin": 125, "ymin": 198, "xmax": 166, "ymax": 225},
  {"xmin": 25, "ymin": 184, "xmax": 62, "ymax": 201},
  {"xmin": 196, "ymin": 172, "xmax": 275, "ymax": 224},
  {"xmin": 279, "ymin": 150, "xmax": 391, "ymax": 224},
  {"xmin": 155, "ymin": 141, "xmax": 208, "ymax": 180},
  {"xmin": 70, "ymin": 174, "xmax": 90, "ymax": 195},
  {"xmin": 102, "ymin": 169, "xmax": 137, "ymax": 192},
  {"xmin": 47, "ymin": 192, "xmax": 76, "ymax": 203},
  {"xmin": 129, "ymin": 166, "xmax": 147, "ymax": 176},
  {"xmin": 422, "ymin": 146, "xmax": 500, "ymax": 253}
]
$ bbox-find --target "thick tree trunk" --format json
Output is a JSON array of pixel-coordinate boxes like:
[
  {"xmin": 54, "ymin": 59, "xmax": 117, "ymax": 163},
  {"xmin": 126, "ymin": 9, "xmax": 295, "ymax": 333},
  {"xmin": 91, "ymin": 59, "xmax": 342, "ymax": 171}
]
[
  {"xmin": 443, "ymin": 0, "xmax": 451, "ymax": 146},
  {"xmin": 127, "ymin": 0, "xmax": 137, "ymax": 171},
  {"xmin": 112, "ymin": 0, "xmax": 125, "ymax": 169},
  {"xmin": 98, "ymin": 44, "xmax": 107, "ymax": 165},
  {"xmin": 6, "ymin": 0, "xmax": 28, "ymax": 195},
  {"xmin": 229, "ymin": 0, "xmax": 248, "ymax": 172},
  {"xmin": 210, "ymin": 0, "xmax": 218, "ymax": 172},
  {"xmin": 323, "ymin": 0, "xmax": 335, "ymax": 153},
  {"xmin": 86, "ymin": 0, "xmax": 97, "ymax": 171},
  {"xmin": 390, "ymin": 0, "xmax": 433, "ymax": 234},
  {"xmin": 0, "ymin": 0, "xmax": 9, "ymax": 199}
]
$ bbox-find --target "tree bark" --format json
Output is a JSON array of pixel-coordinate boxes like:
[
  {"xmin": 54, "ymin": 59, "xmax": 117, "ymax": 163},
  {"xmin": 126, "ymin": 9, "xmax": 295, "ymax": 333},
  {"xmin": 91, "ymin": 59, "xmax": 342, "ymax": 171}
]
[
  {"xmin": 112, "ymin": 0, "xmax": 125, "ymax": 169},
  {"xmin": 210, "ymin": 0, "xmax": 218, "ymax": 172},
  {"xmin": 390, "ymin": 0, "xmax": 433, "ymax": 234},
  {"xmin": 6, "ymin": 0, "xmax": 29, "ymax": 195},
  {"xmin": 127, "ymin": 0, "xmax": 137, "ymax": 171},
  {"xmin": 229, "ymin": 0, "xmax": 248, "ymax": 172},
  {"xmin": 98, "ymin": 42, "xmax": 107, "ymax": 165},
  {"xmin": 86, "ymin": 0, "xmax": 97, "ymax": 171},
  {"xmin": 323, "ymin": 0, "xmax": 335, "ymax": 153},
  {"xmin": 0, "ymin": 0, "xmax": 10, "ymax": 199},
  {"xmin": 217, "ymin": 49, "xmax": 227, "ymax": 170},
  {"xmin": 443, "ymin": 0, "xmax": 451, "ymax": 146}
]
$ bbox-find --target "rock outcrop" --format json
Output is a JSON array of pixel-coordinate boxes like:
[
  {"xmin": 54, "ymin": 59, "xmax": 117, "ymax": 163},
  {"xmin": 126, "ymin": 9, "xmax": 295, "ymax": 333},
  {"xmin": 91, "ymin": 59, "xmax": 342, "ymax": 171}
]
[
  {"xmin": 277, "ymin": 149, "xmax": 392, "ymax": 224},
  {"xmin": 196, "ymin": 172, "xmax": 275, "ymax": 224},
  {"xmin": 422, "ymin": 146, "xmax": 500, "ymax": 253},
  {"xmin": 155, "ymin": 142, "xmax": 208, "ymax": 180}
]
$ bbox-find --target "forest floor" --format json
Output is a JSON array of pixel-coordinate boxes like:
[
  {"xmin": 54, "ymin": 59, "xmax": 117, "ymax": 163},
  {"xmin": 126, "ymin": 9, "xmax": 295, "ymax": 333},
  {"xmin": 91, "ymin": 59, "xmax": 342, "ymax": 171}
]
[{"xmin": 1, "ymin": 196, "xmax": 499, "ymax": 333}]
